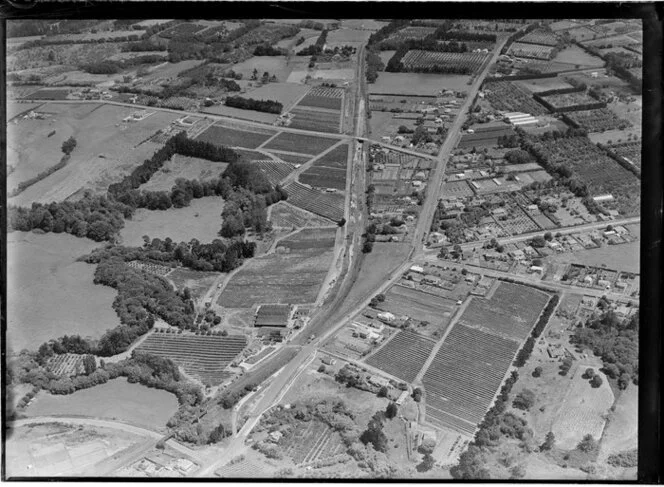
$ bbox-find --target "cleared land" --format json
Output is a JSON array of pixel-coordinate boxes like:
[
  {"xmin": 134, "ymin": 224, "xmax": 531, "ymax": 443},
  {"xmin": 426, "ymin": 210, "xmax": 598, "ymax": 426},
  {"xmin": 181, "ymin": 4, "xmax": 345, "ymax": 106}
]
[
  {"xmin": 218, "ymin": 228, "xmax": 336, "ymax": 307},
  {"xmin": 24, "ymin": 378, "xmax": 178, "ymax": 430},
  {"xmin": 269, "ymin": 201, "xmax": 335, "ymax": 227},
  {"xmin": 196, "ymin": 124, "xmax": 276, "ymax": 149},
  {"xmin": 365, "ymin": 331, "xmax": 436, "ymax": 383},
  {"xmin": 6, "ymin": 232, "xmax": 120, "ymax": 353},
  {"xmin": 244, "ymin": 82, "xmax": 311, "ymax": 111},
  {"xmin": 140, "ymin": 155, "xmax": 229, "ymax": 192},
  {"xmin": 369, "ymin": 72, "xmax": 471, "ymax": 95},
  {"xmin": 120, "ymin": 196, "xmax": 224, "ymax": 246},
  {"xmin": 137, "ymin": 333, "xmax": 247, "ymax": 385}
]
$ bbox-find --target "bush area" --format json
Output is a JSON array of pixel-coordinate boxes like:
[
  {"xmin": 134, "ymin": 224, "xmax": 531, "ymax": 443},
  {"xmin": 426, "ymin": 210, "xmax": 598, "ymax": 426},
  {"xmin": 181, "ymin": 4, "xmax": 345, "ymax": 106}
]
[
  {"xmin": 366, "ymin": 49, "xmax": 384, "ymax": 83},
  {"xmin": 607, "ymin": 449, "xmax": 638, "ymax": 468},
  {"xmin": 224, "ymin": 95, "xmax": 283, "ymax": 114},
  {"xmin": 571, "ymin": 309, "xmax": 638, "ymax": 389}
]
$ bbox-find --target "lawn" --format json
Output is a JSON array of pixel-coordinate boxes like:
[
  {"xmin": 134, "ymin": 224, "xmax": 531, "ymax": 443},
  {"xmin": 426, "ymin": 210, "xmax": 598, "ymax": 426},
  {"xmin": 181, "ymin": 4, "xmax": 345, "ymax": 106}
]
[
  {"xmin": 6, "ymin": 232, "xmax": 120, "ymax": 353},
  {"xmin": 9, "ymin": 103, "xmax": 180, "ymax": 206},
  {"xmin": 369, "ymin": 73, "xmax": 471, "ymax": 95},
  {"xmin": 24, "ymin": 378, "xmax": 178, "ymax": 430},
  {"xmin": 120, "ymin": 196, "xmax": 225, "ymax": 246},
  {"xmin": 140, "ymin": 155, "xmax": 228, "ymax": 192}
]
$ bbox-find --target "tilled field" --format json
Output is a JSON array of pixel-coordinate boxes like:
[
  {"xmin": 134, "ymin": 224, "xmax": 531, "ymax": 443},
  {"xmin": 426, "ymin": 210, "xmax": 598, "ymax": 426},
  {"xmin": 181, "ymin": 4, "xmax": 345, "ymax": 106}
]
[
  {"xmin": 196, "ymin": 125, "xmax": 276, "ymax": 149},
  {"xmin": 365, "ymin": 330, "xmax": 436, "ymax": 383},
  {"xmin": 283, "ymin": 181, "xmax": 345, "ymax": 221},
  {"xmin": 263, "ymin": 132, "xmax": 340, "ymax": 155}
]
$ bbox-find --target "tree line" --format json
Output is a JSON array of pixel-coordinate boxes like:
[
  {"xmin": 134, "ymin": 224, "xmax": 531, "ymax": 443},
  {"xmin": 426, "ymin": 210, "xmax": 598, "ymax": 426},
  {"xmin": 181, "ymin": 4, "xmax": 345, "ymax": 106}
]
[
  {"xmin": 224, "ymin": 95, "xmax": 283, "ymax": 114},
  {"xmin": 296, "ymin": 29, "xmax": 328, "ymax": 56}
]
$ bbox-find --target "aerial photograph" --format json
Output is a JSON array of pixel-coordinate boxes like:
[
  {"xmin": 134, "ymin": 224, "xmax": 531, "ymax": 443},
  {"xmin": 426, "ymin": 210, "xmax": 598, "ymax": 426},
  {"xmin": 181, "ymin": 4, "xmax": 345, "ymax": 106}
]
[{"xmin": 3, "ymin": 15, "xmax": 647, "ymax": 480}]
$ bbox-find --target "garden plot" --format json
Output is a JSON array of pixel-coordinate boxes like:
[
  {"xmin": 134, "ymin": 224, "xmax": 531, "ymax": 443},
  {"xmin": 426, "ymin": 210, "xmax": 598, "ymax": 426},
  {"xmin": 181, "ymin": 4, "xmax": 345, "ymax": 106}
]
[
  {"xmin": 456, "ymin": 281, "xmax": 550, "ymax": 342},
  {"xmin": 280, "ymin": 420, "xmax": 347, "ymax": 465},
  {"xmin": 519, "ymin": 29, "xmax": 560, "ymax": 46},
  {"xmin": 218, "ymin": 229, "xmax": 335, "ymax": 307},
  {"xmin": 288, "ymin": 107, "xmax": 341, "ymax": 134},
  {"xmin": 369, "ymin": 72, "xmax": 471, "ymax": 96},
  {"xmin": 422, "ymin": 324, "xmax": 520, "ymax": 436},
  {"xmin": 263, "ymin": 132, "xmax": 339, "ymax": 155},
  {"xmin": 195, "ymin": 124, "xmax": 276, "ymax": 149},
  {"xmin": 552, "ymin": 367, "xmax": 614, "ymax": 450},
  {"xmin": 297, "ymin": 86, "xmax": 345, "ymax": 110},
  {"xmin": 499, "ymin": 210, "xmax": 541, "ymax": 235},
  {"xmin": 268, "ymin": 201, "xmax": 335, "ymax": 228},
  {"xmin": 243, "ymin": 82, "xmax": 311, "ymax": 112},
  {"xmin": 564, "ymin": 108, "xmax": 631, "ymax": 133},
  {"xmin": 441, "ymin": 180, "xmax": 474, "ymax": 198},
  {"xmin": 483, "ymin": 81, "xmax": 549, "ymax": 115},
  {"xmin": 137, "ymin": 332, "xmax": 247, "ymax": 385},
  {"xmin": 365, "ymin": 331, "xmax": 436, "ymax": 384},
  {"xmin": 6, "ymin": 232, "xmax": 120, "ymax": 353},
  {"xmin": 539, "ymin": 91, "xmax": 603, "ymax": 112},
  {"xmin": 140, "ymin": 155, "xmax": 228, "ymax": 192},
  {"xmin": 402, "ymin": 50, "xmax": 489, "ymax": 74},
  {"xmin": 378, "ymin": 285, "xmax": 457, "ymax": 328}
]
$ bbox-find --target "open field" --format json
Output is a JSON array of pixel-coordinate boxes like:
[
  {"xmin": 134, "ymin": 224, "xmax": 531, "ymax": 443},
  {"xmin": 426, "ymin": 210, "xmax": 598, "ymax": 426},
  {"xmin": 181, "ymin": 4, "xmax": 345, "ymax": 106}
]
[
  {"xmin": 218, "ymin": 228, "xmax": 336, "ymax": 307},
  {"xmin": 457, "ymin": 282, "xmax": 550, "ymax": 342},
  {"xmin": 327, "ymin": 28, "xmax": 372, "ymax": 46},
  {"xmin": 137, "ymin": 332, "xmax": 247, "ymax": 385},
  {"xmin": 283, "ymin": 181, "xmax": 345, "ymax": 221},
  {"xmin": 229, "ymin": 56, "xmax": 293, "ymax": 83},
  {"xmin": 168, "ymin": 268, "xmax": 218, "ymax": 300},
  {"xmin": 24, "ymin": 378, "xmax": 178, "ymax": 430},
  {"xmin": 244, "ymin": 83, "xmax": 310, "ymax": 111},
  {"xmin": 598, "ymin": 385, "xmax": 638, "ymax": 463},
  {"xmin": 200, "ymin": 104, "xmax": 280, "ymax": 124},
  {"xmin": 369, "ymin": 72, "xmax": 471, "ymax": 95},
  {"xmin": 263, "ymin": 132, "xmax": 339, "ymax": 155},
  {"xmin": 6, "ymin": 232, "xmax": 120, "ymax": 353},
  {"xmin": 551, "ymin": 366, "xmax": 614, "ymax": 449},
  {"xmin": 552, "ymin": 45, "xmax": 605, "ymax": 67},
  {"xmin": 516, "ymin": 77, "xmax": 574, "ymax": 93},
  {"xmin": 195, "ymin": 124, "xmax": 276, "ymax": 149},
  {"xmin": 9, "ymin": 103, "xmax": 179, "ymax": 205},
  {"xmin": 140, "ymin": 155, "xmax": 228, "ymax": 192},
  {"xmin": 365, "ymin": 331, "xmax": 436, "ymax": 383},
  {"xmin": 120, "ymin": 196, "xmax": 224, "ymax": 246},
  {"xmin": 269, "ymin": 201, "xmax": 335, "ymax": 228},
  {"xmin": 6, "ymin": 101, "xmax": 43, "ymax": 121},
  {"xmin": 546, "ymin": 241, "xmax": 640, "ymax": 274},
  {"xmin": 422, "ymin": 324, "xmax": 520, "ymax": 436}
]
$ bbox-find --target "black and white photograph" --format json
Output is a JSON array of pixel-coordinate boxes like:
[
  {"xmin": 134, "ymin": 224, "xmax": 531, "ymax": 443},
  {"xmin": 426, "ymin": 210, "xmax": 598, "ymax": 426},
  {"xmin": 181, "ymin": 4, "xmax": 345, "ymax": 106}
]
[{"xmin": 2, "ymin": 5, "xmax": 661, "ymax": 481}]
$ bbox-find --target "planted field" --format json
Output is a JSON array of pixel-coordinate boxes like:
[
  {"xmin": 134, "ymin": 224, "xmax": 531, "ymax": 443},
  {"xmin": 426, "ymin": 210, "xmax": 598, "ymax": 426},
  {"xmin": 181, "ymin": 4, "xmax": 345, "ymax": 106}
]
[
  {"xmin": 515, "ymin": 77, "xmax": 574, "ymax": 94},
  {"xmin": 564, "ymin": 108, "xmax": 631, "ymax": 132},
  {"xmin": 196, "ymin": 125, "xmax": 275, "ymax": 149},
  {"xmin": 283, "ymin": 181, "xmax": 345, "ymax": 221},
  {"xmin": 442, "ymin": 180, "xmax": 474, "ymax": 198},
  {"xmin": 254, "ymin": 159, "xmax": 295, "ymax": 184},
  {"xmin": 369, "ymin": 72, "xmax": 471, "ymax": 96},
  {"xmin": 268, "ymin": 201, "xmax": 335, "ymax": 228},
  {"xmin": 25, "ymin": 378, "xmax": 178, "ymax": 430},
  {"xmin": 276, "ymin": 227, "xmax": 337, "ymax": 251},
  {"xmin": 387, "ymin": 26, "xmax": 436, "ymax": 42},
  {"xmin": 25, "ymin": 88, "xmax": 70, "ymax": 100},
  {"xmin": 519, "ymin": 29, "xmax": 560, "ymax": 47},
  {"xmin": 539, "ymin": 91, "xmax": 602, "ymax": 111},
  {"xmin": 140, "ymin": 155, "xmax": 228, "ymax": 192},
  {"xmin": 137, "ymin": 332, "xmax": 247, "ymax": 385},
  {"xmin": 300, "ymin": 143, "xmax": 349, "ymax": 190},
  {"xmin": 266, "ymin": 152, "xmax": 311, "ymax": 165},
  {"xmin": 281, "ymin": 420, "xmax": 346, "ymax": 465},
  {"xmin": 218, "ymin": 243, "xmax": 334, "ymax": 307},
  {"xmin": 288, "ymin": 107, "xmax": 341, "ymax": 134},
  {"xmin": 365, "ymin": 330, "xmax": 436, "ymax": 383},
  {"xmin": 46, "ymin": 353, "xmax": 86, "ymax": 377},
  {"xmin": 402, "ymin": 50, "xmax": 489, "ymax": 74},
  {"xmin": 6, "ymin": 232, "xmax": 120, "ymax": 353},
  {"xmin": 458, "ymin": 125, "xmax": 515, "ymax": 148},
  {"xmin": 263, "ymin": 132, "xmax": 339, "ymax": 155},
  {"xmin": 298, "ymin": 86, "xmax": 345, "ymax": 110},
  {"xmin": 483, "ymin": 81, "xmax": 549, "ymax": 115},
  {"xmin": 552, "ymin": 45, "xmax": 605, "ymax": 68},
  {"xmin": 378, "ymin": 285, "xmax": 457, "ymax": 327},
  {"xmin": 508, "ymin": 42, "xmax": 556, "ymax": 60},
  {"xmin": 244, "ymin": 83, "xmax": 311, "ymax": 111},
  {"xmin": 422, "ymin": 324, "xmax": 520, "ymax": 435},
  {"xmin": 457, "ymin": 281, "xmax": 550, "ymax": 342}
]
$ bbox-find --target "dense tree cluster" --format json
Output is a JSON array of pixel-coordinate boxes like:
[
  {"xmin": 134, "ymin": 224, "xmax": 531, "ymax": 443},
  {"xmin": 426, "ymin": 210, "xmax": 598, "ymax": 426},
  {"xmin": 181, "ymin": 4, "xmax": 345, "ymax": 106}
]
[
  {"xmin": 82, "ymin": 55, "xmax": 165, "ymax": 74},
  {"xmin": 296, "ymin": 29, "xmax": 328, "ymax": 56},
  {"xmin": 253, "ymin": 43, "xmax": 284, "ymax": 56},
  {"xmin": 571, "ymin": 309, "xmax": 638, "ymax": 389},
  {"xmin": 360, "ymin": 411, "xmax": 389, "ymax": 453},
  {"xmin": 122, "ymin": 39, "xmax": 166, "ymax": 52},
  {"xmin": 224, "ymin": 95, "xmax": 283, "ymax": 114},
  {"xmin": 367, "ymin": 20, "xmax": 411, "ymax": 46},
  {"xmin": 513, "ymin": 294, "xmax": 559, "ymax": 367}
]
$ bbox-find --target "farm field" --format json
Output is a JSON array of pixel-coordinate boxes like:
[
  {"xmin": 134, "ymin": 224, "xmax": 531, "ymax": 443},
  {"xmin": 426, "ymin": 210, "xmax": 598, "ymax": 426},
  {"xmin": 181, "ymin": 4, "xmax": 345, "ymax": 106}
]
[
  {"xmin": 539, "ymin": 91, "xmax": 602, "ymax": 111},
  {"xmin": 254, "ymin": 159, "xmax": 295, "ymax": 184},
  {"xmin": 200, "ymin": 104, "xmax": 279, "ymax": 124},
  {"xmin": 24, "ymin": 378, "xmax": 178, "ymax": 430},
  {"xmin": 326, "ymin": 28, "xmax": 372, "ymax": 46},
  {"xmin": 280, "ymin": 420, "xmax": 347, "ymax": 465},
  {"xmin": 297, "ymin": 86, "xmax": 344, "ymax": 110},
  {"xmin": 422, "ymin": 324, "xmax": 520, "ymax": 436},
  {"xmin": 137, "ymin": 332, "xmax": 247, "ymax": 385},
  {"xmin": 603, "ymin": 141, "xmax": 641, "ymax": 169},
  {"xmin": 402, "ymin": 50, "xmax": 489, "ymax": 74},
  {"xmin": 456, "ymin": 281, "xmax": 550, "ymax": 342},
  {"xmin": 598, "ymin": 385, "xmax": 638, "ymax": 464},
  {"xmin": 458, "ymin": 124, "xmax": 515, "ymax": 148},
  {"xmin": 6, "ymin": 232, "xmax": 120, "ymax": 353},
  {"xmin": 9, "ymin": 104, "xmax": 179, "ymax": 205},
  {"xmin": 283, "ymin": 181, "xmax": 345, "ymax": 221},
  {"xmin": 299, "ymin": 142, "xmax": 348, "ymax": 190},
  {"xmin": 244, "ymin": 83, "xmax": 311, "ymax": 111},
  {"xmin": 195, "ymin": 124, "xmax": 276, "ymax": 149},
  {"xmin": 508, "ymin": 42, "xmax": 556, "ymax": 60},
  {"xmin": 140, "ymin": 154, "xmax": 229, "ymax": 191},
  {"xmin": 519, "ymin": 29, "xmax": 560, "ymax": 46},
  {"xmin": 369, "ymin": 72, "xmax": 471, "ymax": 95},
  {"xmin": 6, "ymin": 101, "xmax": 43, "ymax": 121},
  {"xmin": 218, "ymin": 228, "xmax": 336, "ymax": 307},
  {"xmin": 365, "ymin": 330, "xmax": 436, "ymax": 383},
  {"xmin": 551, "ymin": 45, "xmax": 605, "ymax": 67},
  {"xmin": 288, "ymin": 107, "xmax": 341, "ymax": 134},
  {"xmin": 266, "ymin": 152, "xmax": 311, "ymax": 165},
  {"xmin": 263, "ymin": 132, "xmax": 339, "ymax": 155},
  {"xmin": 228, "ymin": 56, "xmax": 293, "ymax": 83},
  {"xmin": 483, "ymin": 81, "xmax": 549, "ymax": 115},
  {"xmin": 120, "ymin": 196, "xmax": 224, "ymax": 246},
  {"xmin": 551, "ymin": 366, "xmax": 614, "ymax": 449},
  {"xmin": 378, "ymin": 285, "xmax": 457, "ymax": 329},
  {"xmin": 564, "ymin": 108, "xmax": 631, "ymax": 133}
]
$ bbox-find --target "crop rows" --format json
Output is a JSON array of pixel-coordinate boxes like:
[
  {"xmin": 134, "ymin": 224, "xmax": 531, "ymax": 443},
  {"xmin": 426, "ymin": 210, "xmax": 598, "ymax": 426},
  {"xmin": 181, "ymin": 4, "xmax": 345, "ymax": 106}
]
[
  {"xmin": 507, "ymin": 42, "xmax": 556, "ymax": 60},
  {"xmin": 196, "ymin": 125, "xmax": 275, "ymax": 150},
  {"xmin": 284, "ymin": 181, "xmax": 345, "ymax": 221},
  {"xmin": 282, "ymin": 421, "xmax": 344, "ymax": 465},
  {"xmin": 137, "ymin": 333, "xmax": 247, "ymax": 385},
  {"xmin": 483, "ymin": 81, "xmax": 548, "ymax": 115},
  {"xmin": 288, "ymin": 107, "xmax": 341, "ymax": 134},
  {"xmin": 269, "ymin": 201, "xmax": 335, "ymax": 227},
  {"xmin": 519, "ymin": 29, "xmax": 560, "ymax": 47},
  {"xmin": 387, "ymin": 26, "xmax": 436, "ymax": 42},
  {"xmin": 458, "ymin": 126, "xmax": 515, "ymax": 148},
  {"xmin": 126, "ymin": 260, "xmax": 173, "ymax": 277},
  {"xmin": 277, "ymin": 227, "xmax": 337, "ymax": 250},
  {"xmin": 402, "ymin": 50, "xmax": 489, "ymax": 73},
  {"xmin": 422, "ymin": 324, "xmax": 520, "ymax": 435},
  {"xmin": 458, "ymin": 282, "xmax": 550, "ymax": 342},
  {"xmin": 216, "ymin": 460, "xmax": 269, "ymax": 478},
  {"xmin": 298, "ymin": 87, "xmax": 344, "ymax": 110},
  {"xmin": 539, "ymin": 91, "xmax": 599, "ymax": 110},
  {"xmin": 564, "ymin": 108, "xmax": 631, "ymax": 132},
  {"xmin": 254, "ymin": 159, "xmax": 295, "ymax": 185},
  {"xmin": 365, "ymin": 330, "xmax": 436, "ymax": 383},
  {"xmin": 47, "ymin": 353, "xmax": 86, "ymax": 377},
  {"xmin": 299, "ymin": 167, "xmax": 347, "ymax": 191},
  {"xmin": 263, "ymin": 132, "xmax": 339, "ymax": 155}
]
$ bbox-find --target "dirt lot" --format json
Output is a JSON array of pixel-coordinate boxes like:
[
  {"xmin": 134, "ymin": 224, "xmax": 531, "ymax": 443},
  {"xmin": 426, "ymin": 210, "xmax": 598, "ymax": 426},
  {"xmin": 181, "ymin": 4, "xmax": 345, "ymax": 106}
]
[
  {"xmin": 9, "ymin": 103, "xmax": 180, "ymax": 206},
  {"xmin": 140, "ymin": 155, "xmax": 228, "ymax": 192},
  {"xmin": 6, "ymin": 232, "xmax": 120, "ymax": 353},
  {"xmin": 24, "ymin": 378, "xmax": 178, "ymax": 430},
  {"xmin": 120, "ymin": 196, "xmax": 225, "ymax": 247},
  {"xmin": 369, "ymin": 73, "xmax": 471, "ymax": 96}
]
